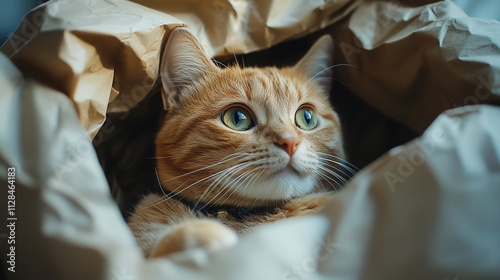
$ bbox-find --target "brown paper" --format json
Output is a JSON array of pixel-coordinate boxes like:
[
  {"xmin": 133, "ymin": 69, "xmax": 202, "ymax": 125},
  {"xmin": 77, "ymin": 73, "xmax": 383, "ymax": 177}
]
[
  {"xmin": 1, "ymin": 0, "xmax": 500, "ymax": 279},
  {"xmin": 332, "ymin": 1, "xmax": 500, "ymax": 132},
  {"xmin": 129, "ymin": 0, "xmax": 361, "ymax": 56},
  {"xmin": 1, "ymin": 0, "xmax": 362, "ymax": 139},
  {"xmin": 1, "ymin": 0, "xmax": 185, "ymax": 138}
]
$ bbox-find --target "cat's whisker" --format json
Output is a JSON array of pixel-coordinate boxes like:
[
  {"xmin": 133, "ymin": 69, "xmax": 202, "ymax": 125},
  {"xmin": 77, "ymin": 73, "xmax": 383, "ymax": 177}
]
[
  {"xmin": 319, "ymin": 158, "xmax": 354, "ymax": 181},
  {"xmin": 195, "ymin": 157, "xmax": 264, "ymax": 205},
  {"xmin": 330, "ymin": 76, "xmax": 350, "ymax": 89},
  {"xmin": 305, "ymin": 76, "xmax": 350, "ymax": 92},
  {"xmin": 323, "ymin": 167, "xmax": 349, "ymax": 186},
  {"xmin": 317, "ymin": 152, "xmax": 359, "ymax": 169},
  {"xmin": 228, "ymin": 49, "xmax": 251, "ymax": 92},
  {"xmin": 144, "ymin": 156, "xmax": 173, "ymax": 160},
  {"xmin": 158, "ymin": 152, "xmax": 249, "ymax": 184},
  {"xmin": 316, "ymin": 170, "xmax": 342, "ymax": 191},
  {"xmin": 147, "ymin": 160, "xmax": 250, "ymax": 209},
  {"xmin": 185, "ymin": 161, "xmax": 249, "ymax": 196},
  {"xmin": 231, "ymin": 49, "xmax": 240, "ymax": 68},
  {"xmin": 215, "ymin": 167, "xmax": 264, "ymax": 206},
  {"xmin": 317, "ymin": 166, "xmax": 347, "ymax": 188},
  {"xmin": 317, "ymin": 154, "xmax": 353, "ymax": 187},
  {"xmin": 194, "ymin": 170, "xmax": 232, "ymax": 206},
  {"xmin": 240, "ymin": 168, "xmax": 266, "ymax": 201},
  {"xmin": 317, "ymin": 172, "xmax": 340, "ymax": 191},
  {"xmin": 155, "ymin": 167, "xmax": 170, "ymax": 197},
  {"xmin": 312, "ymin": 173, "xmax": 328, "ymax": 192},
  {"xmin": 198, "ymin": 161, "xmax": 263, "ymax": 208},
  {"xmin": 151, "ymin": 153, "xmax": 256, "ymax": 210},
  {"xmin": 234, "ymin": 168, "xmax": 265, "ymax": 202},
  {"xmin": 146, "ymin": 180, "xmax": 192, "ymax": 208},
  {"xmin": 197, "ymin": 172, "xmax": 241, "ymax": 211},
  {"xmin": 237, "ymin": 168, "xmax": 263, "ymax": 193},
  {"xmin": 211, "ymin": 170, "xmax": 253, "ymax": 206},
  {"xmin": 148, "ymin": 170, "xmax": 198, "ymax": 208},
  {"xmin": 163, "ymin": 166, "xmax": 236, "ymax": 199},
  {"xmin": 319, "ymin": 159, "xmax": 358, "ymax": 179},
  {"xmin": 317, "ymin": 152, "xmax": 359, "ymax": 175},
  {"xmin": 300, "ymin": 64, "xmax": 355, "ymax": 91},
  {"xmin": 199, "ymin": 160, "xmax": 267, "ymax": 209},
  {"xmin": 194, "ymin": 162, "xmax": 251, "ymax": 208}
]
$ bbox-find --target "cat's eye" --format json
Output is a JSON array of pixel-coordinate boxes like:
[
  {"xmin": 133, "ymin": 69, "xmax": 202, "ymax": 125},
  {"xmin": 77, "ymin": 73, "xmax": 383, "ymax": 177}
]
[
  {"xmin": 295, "ymin": 107, "xmax": 318, "ymax": 130},
  {"xmin": 222, "ymin": 106, "xmax": 254, "ymax": 131}
]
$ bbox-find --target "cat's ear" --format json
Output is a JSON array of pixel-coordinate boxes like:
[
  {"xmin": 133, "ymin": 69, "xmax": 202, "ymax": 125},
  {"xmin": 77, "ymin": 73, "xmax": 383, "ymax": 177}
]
[
  {"xmin": 293, "ymin": 35, "xmax": 334, "ymax": 94},
  {"xmin": 160, "ymin": 27, "xmax": 219, "ymax": 110}
]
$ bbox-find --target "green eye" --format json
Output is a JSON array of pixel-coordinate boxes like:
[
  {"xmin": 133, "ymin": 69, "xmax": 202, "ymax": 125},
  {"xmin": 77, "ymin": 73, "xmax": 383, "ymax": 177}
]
[
  {"xmin": 222, "ymin": 106, "xmax": 254, "ymax": 131},
  {"xmin": 295, "ymin": 107, "xmax": 318, "ymax": 130}
]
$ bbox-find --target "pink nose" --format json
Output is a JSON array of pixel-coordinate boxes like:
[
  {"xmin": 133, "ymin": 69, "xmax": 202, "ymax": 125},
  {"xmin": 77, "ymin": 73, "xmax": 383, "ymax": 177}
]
[{"xmin": 275, "ymin": 136, "xmax": 302, "ymax": 157}]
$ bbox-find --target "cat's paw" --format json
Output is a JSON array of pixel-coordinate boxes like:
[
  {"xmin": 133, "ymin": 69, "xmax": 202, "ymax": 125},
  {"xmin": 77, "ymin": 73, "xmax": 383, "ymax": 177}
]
[
  {"xmin": 283, "ymin": 192, "xmax": 334, "ymax": 217},
  {"xmin": 150, "ymin": 219, "xmax": 238, "ymax": 258}
]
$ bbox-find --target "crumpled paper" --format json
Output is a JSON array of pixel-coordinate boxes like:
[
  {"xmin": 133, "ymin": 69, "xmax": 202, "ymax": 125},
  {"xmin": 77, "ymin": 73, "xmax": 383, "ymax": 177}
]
[
  {"xmin": 332, "ymin": 0, "xmax": 500, "ymax": 132},
  {"xmin": 1, "ymin": 0, "xmax": 500, "ymax": 279},
  {"xmin": 1, "ymin": 0, "xmax": 361, "ymax": 139}
]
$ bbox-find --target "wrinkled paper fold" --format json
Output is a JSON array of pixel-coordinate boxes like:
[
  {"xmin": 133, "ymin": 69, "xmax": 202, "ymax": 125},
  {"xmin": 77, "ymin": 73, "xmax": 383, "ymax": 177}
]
[{"xmin": 1, "ymin": 0, "xmax": 499, "ymax": 279}]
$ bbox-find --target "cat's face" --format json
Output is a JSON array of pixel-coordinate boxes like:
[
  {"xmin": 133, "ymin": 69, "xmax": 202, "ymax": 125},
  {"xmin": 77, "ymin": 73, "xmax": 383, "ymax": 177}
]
[{"xmin": 156, "ymin": 28, "xmax": 344, "ymax": 207}]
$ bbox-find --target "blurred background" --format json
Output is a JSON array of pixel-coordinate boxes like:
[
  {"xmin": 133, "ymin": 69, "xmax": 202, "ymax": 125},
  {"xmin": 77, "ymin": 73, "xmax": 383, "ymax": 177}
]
[
  {"xmin": 1, "ymin": 0, "xmax": 500, "ymax": 47},
  {"xmin": 0, "ymin": 0, "xmax": 48, "ymax": 45}
]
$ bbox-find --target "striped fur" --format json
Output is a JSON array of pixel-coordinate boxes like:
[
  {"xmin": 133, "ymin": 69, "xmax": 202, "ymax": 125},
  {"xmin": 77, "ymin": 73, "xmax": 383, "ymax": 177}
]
[{"xmin": 129, "ymin": 28, "xmax": 347, "ymax": 257}]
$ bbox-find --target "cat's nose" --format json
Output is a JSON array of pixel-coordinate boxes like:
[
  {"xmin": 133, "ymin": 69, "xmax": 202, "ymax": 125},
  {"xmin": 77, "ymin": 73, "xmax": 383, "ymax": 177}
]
[{"xmin": 275, "ymin": 136, "xmax": 302, "ymax": 157}]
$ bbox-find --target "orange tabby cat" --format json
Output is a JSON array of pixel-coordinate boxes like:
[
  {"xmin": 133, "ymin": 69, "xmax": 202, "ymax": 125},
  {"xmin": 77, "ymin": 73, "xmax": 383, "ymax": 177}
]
[{"xmin": 129, "ymin": 28, "xmax": 348, "ymax": 257}]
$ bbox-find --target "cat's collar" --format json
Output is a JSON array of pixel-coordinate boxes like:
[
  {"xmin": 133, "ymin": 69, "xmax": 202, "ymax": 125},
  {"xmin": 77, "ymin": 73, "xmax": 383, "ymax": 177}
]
[
  {"xmin": 190, "ymin": 202, "xmax": 272, "ymax": 220},
  {"xmin": 163, "ymin": 189, "xmax": 274, "ymax": 220}
]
